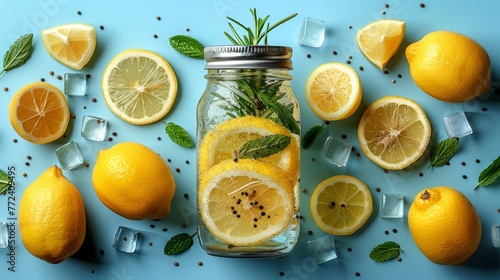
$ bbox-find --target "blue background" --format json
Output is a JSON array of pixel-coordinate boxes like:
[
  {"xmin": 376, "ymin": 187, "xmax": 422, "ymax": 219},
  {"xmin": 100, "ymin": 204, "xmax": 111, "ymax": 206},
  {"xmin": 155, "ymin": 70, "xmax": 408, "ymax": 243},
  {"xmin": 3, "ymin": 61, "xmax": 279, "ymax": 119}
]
[{"xmin": 1, "ymin": 0, "xmax": 500, "ymax": 279}]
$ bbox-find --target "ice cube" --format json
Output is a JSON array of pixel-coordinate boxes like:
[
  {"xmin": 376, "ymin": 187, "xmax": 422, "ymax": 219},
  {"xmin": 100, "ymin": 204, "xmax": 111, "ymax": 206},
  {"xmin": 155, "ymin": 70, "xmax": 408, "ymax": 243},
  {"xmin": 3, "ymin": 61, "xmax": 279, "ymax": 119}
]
[
  {"xmin": 81, "ymin": 115, "xmax": 108, "ymax": 141},
  {"xmin": 55, "ymin": 141, "xmax": 84, "ymax": 171},
  {"xmin": 381, "ymin": 194, "xmax": 404, "ymax": 219},
  {"xmin": 308, "ymin": 235, "xmax": 337, "ymax": 264},
  {"xmin": 0, "ymin": 222, "xmax": 8, "ymax": 249},
  {"xmin": 492, "ymin": 224, "xmax": 500, "ymax": 248},
  {"xmin": 64, "ymin": 73, "xmax": 87, "ymax": 96},
  {"xmin": 112, "ymin": 226, "xmax": 140, "ymax": 253},
  {"xmin": 442, "ymin": 111, "xmax": 473, "ymax": 138},
  {"xmin": 321, "ymin": 136, "xmax": 352, "ymax": 167},
  {"xmin": 298, "ymin": 17, "xmax": 325, "ymax": 48}
]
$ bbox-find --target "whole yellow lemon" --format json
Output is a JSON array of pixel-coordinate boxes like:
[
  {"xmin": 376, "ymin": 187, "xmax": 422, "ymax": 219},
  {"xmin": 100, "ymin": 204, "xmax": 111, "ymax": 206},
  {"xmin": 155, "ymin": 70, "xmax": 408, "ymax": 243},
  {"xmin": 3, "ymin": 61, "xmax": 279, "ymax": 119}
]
[
  {"xmin": 19, "ymin": 166, "xmax": 86, "ymax": 264},
  {"xmin": 92, "ymin": 142, "xmax": 176, "ymax": 220},
  {"xmin": 406, "ymin": 31, "xmax": 491, "ymax": 103},
  {"xmin": 408, "ymin": 186, "xmax": 481, "ymax": 265}
]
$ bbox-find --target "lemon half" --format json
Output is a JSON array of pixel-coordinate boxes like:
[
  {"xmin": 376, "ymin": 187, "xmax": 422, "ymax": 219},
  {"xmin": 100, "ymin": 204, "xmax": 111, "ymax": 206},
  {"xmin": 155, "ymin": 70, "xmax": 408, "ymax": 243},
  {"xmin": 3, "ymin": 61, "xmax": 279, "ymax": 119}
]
[
  {"xmin": 305, "ymin": 62, "xmax": 362, "ymax": 121},
  {"xmin": 9, "ymin": 82, "xmax": 70, "ymax": 144}
]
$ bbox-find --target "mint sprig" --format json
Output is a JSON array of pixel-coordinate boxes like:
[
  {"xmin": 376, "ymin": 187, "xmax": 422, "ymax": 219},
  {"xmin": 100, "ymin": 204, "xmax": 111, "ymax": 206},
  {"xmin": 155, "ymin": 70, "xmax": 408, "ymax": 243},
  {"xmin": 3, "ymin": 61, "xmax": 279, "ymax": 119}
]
[
  {"xmin": 237, "ymin": 134, "xmax": 291, "ymax": 160},
  {"xmin": 1, "ymin": 33, "xmax": 33, "ymax": 76},
  {"xmin": 164, "ymin": 232, "xmax": 196, "ymax": 255},
  {"xmin": 164, "ymin": 122, "xmax": 194, "ymax": 148},
  {"xmin": 0, "ymin": 169, "xmax": 11, "ymax": 194},
  {"xmin": 474, "ymin": 155, "xmax": 500, "ymax": 190},
  {"xmin": 169, "ymin": 35, "xmax": 204, "ymax": 59},
  {"xmin": 428, "ymin": 137, "xmax": 459, "ymax": 168},
  {"xmin": 369, "ymin": 241, "xmax": 402, "ymax": 262}
]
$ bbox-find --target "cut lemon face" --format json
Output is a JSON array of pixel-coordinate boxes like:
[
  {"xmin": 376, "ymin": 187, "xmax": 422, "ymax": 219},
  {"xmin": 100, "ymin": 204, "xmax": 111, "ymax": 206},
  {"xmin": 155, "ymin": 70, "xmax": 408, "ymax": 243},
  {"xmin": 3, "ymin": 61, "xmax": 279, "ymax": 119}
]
[
  {"xmin": 199, "ymin": 159, "xmax": 294, "ymax": 246},
  {"xmin": 305, "ymin": 62, "xmax": 362, "ymax": 121},
  {"xmin": 358, "ymin": 96, "xmax": 431, "ymax": 170},
  {"xmin": 102, "ymin": 49, "xmax": 178, "ymax": 125},
  {"xmin": 198, "ymin": 116, "xmax": 299, "ymax": 184},
  {"xmin": 41, "ymin": 23, "xmax": 96, "ymax": 70},
  {"xmin": 356, "ymin": 19, "xmax": 405, "ymax": 70},
  {"xmin": 9, "ymin": 82, "xmax": 70, "ymax": 144},
  {"xmin": 310, "ymin": 175, "xmax": 373, "ymax": 236}
]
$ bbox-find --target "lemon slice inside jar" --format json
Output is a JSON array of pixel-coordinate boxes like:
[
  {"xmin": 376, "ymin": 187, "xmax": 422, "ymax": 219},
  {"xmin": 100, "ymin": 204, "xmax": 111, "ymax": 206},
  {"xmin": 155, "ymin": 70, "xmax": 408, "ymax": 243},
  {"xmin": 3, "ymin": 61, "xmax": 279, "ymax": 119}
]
[{"xmin": 198, "ymin": 159, "xmax": 294, "ymax": 246}]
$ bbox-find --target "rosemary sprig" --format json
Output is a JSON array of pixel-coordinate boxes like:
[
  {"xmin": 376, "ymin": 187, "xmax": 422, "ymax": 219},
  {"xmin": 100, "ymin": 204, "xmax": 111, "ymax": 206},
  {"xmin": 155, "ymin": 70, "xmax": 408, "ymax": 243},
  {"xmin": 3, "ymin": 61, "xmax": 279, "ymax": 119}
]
[
  {"xmin": 213, "ymin": 72, "xmax": 283, "ymax": 118},
  {"xmin": 224, "ymin": 8, "xmax": 298, "ymax": 46},
  {"xmin": 215, "ymin": 9, "xmax": 300, "ymax": 135}
]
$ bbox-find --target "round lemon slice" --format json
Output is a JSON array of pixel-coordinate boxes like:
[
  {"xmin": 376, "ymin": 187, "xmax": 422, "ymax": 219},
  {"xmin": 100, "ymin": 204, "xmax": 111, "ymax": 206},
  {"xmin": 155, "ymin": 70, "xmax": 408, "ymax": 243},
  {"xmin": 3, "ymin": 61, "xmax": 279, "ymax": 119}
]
[
  {"xmin": 9, "ymin": 82, "xmax": 70, "ymax": 144},
  {"xmin": 356, "ymin": 19, "xmax": 406, "ymax": 70},
  {"xmin": 101, "ymin": 49, "xmax": 178, "ymax": 125},
  {"xmin": 310, "ymin": 175, "xmax": 373, "ymax": 236},
  {"xmin": 358, "ymin": 96, "xmax": 431, "ymax": 170},
  {"xmin": 199, "ymin": 159, "xmax": 294, "ymax": 246},
  {"xmin": 305, "ymin": 62, "xmax": 362, "ymax": 121},
  {"xmin": 198, "ymin": 116, "xmax": 299, "ymax": 184},
  {"xmin": 41, "ymin": 23, "xmax": 96, "ymax": 70}
]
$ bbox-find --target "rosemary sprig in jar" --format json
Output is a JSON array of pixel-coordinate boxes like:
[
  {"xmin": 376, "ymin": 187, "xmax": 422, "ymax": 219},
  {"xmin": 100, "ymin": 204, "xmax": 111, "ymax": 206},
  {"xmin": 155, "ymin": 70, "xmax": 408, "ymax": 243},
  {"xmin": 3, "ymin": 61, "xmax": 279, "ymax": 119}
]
[
  {"xmin": 224, "ymin": 8, "xmax": 298, "ymax": 46},
  {"xmin": 216, "ymin": 9, "xmax": 300, "ymax": 135}
]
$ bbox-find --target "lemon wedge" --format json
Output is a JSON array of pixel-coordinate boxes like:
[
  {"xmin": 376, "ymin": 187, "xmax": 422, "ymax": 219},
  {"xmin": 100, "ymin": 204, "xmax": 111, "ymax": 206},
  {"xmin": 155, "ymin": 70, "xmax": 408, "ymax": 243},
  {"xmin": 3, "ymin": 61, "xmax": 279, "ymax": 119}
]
[
  {"xmin": 41, "ymin": 23, "xmax": 96, "ymax": 70},
  {"xmin": 356, "ymin": 19, "xmax": 406, "ymax": 70}
]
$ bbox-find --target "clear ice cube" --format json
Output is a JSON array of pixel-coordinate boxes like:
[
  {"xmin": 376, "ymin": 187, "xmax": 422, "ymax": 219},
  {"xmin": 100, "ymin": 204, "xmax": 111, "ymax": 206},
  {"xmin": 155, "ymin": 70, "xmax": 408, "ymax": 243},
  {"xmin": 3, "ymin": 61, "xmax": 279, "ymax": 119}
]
[
  {"xmin": 64, "ymin": 73, "xmax": 87, "ymax": 96},
  {"xmin": 0, "ymin": 222, "xmax": 8, "ymax": 249},
  {"xmin": 381, "ymin": 194, "xmax": 404, "ymax": 219},
  {"xmin": 308, "ymin": 235, "xmax": 337, "ymax": 264},
  {"xmin": 442, "ymin": 111, "xmax": 473, "ymax": 138},
  {"xmin": 321, "ymin": 136, "xmax": 352, "ymax": 167},
  {"xmin": 112, "ymin": 226, "xmax": 140, "ymax": 253},
  {"xmin": 81, "ymin": 115, "xmax": 108, "ymax": 141},
  {"xmin": 298, "ymin": 17, "xmax": 325, "ymax": 48},
  {"xmin": 492, "ymin": 224, "xmax": 500, "ymax": 248},
  {"xmin": 55, "ymin": 141, "xmax": 84, "ymax": 171}
]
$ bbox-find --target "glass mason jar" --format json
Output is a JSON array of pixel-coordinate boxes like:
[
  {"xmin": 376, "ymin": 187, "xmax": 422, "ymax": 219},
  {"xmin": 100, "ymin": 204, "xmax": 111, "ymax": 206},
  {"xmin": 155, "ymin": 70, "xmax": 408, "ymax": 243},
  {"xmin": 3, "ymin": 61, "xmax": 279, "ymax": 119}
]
[{"xmin": 196, "ymin": 46, "xmax": 301, "ymax": 258}]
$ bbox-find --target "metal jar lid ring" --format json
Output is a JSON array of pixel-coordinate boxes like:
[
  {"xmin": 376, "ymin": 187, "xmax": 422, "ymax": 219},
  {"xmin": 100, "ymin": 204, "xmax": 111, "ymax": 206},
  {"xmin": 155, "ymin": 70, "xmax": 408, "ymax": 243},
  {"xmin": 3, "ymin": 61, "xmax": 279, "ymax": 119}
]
[{"xmin": 204, "ymin": 45, "xmax": 293, "ymax": 69}]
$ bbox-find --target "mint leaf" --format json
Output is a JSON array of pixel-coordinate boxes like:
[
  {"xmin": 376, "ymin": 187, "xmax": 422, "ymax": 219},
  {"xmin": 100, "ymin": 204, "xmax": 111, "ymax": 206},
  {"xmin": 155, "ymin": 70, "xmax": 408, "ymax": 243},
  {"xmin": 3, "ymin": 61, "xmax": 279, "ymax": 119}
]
[
  {"xmin": 0, "ymin": 169, "xmax": 10, "ymax": 194},
  {"xmin": 169, "ymin": 35, "xmax": 204, "ymax": 59},
  {"xmin": 1, "ymin": 33, "xmax": 33, "ymax": 76},
  {"xmin": 428, "ymin": 137, "xmax": 459, "ymax": 168},
  {"xmin": 257, "ymin": 92, "xmax": 300, "ymax": 135},
  {"xmin": 164, "ymin": 233, "xmax": 195, "ymax": 255},
  {"xmin": 474, "ymin": 155, "xmax": 500, "ymax": 190},
  {"xmin": 301, "ymin": 124, "xmax": 325, "ymax": 149},
  {"xmin": 369, "ymin": 241, "xmax": 402, "ymax": 262},
  {"xmin": 164, "ymin": 122, "xmax": 194, "ymax": 148},
  {"xmin": 238, "ymin": 134, "xmax": 291, "ymax": 160}
]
